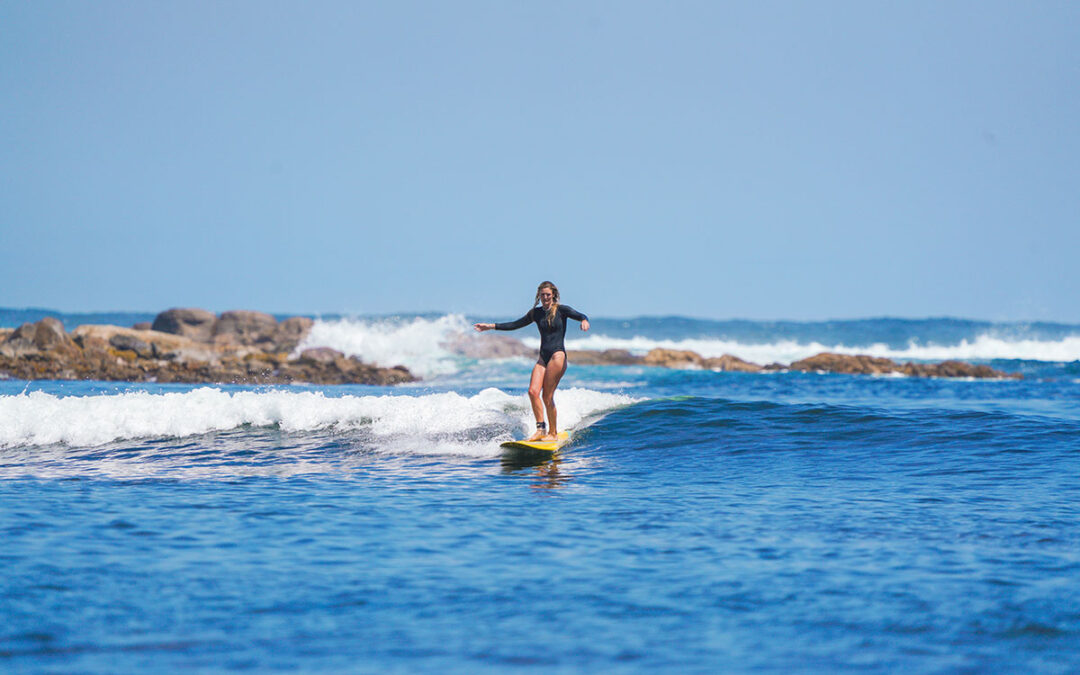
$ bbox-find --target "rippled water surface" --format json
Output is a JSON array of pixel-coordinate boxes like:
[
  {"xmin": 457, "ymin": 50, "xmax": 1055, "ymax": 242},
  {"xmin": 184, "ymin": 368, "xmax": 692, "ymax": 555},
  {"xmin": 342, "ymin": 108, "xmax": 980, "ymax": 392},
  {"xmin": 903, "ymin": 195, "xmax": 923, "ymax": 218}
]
[{"xmin": 3, "ymin": 312, "xmax": 1080, "ymax": 671}]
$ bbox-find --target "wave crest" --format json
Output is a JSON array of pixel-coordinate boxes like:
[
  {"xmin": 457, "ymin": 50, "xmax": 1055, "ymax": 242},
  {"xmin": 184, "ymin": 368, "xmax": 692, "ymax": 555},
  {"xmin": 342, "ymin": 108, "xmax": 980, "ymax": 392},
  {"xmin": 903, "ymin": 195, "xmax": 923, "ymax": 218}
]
[{"xmin": 0, "ymin": 387, "xmax": 639, "ymax": 451}]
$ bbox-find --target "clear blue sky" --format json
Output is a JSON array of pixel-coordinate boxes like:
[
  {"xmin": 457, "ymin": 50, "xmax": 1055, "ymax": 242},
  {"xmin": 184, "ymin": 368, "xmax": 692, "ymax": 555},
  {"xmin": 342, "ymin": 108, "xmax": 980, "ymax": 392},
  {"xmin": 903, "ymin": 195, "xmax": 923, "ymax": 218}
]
[{"xmin": 2, "ymin": 1, "xmax": 1077, "ymax": 321}]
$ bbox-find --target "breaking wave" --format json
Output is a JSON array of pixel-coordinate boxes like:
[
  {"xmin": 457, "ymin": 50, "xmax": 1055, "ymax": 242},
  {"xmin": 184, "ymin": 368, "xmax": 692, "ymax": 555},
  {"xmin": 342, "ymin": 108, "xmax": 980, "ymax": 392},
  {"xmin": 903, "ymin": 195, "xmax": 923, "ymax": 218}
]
[
  {"xmin": 295, "ymin": 315, "xmax": 473, "ymax": 377},
  {"xmin": 0, "ymin": 386, "xmax": 639, "ymax": 452}
]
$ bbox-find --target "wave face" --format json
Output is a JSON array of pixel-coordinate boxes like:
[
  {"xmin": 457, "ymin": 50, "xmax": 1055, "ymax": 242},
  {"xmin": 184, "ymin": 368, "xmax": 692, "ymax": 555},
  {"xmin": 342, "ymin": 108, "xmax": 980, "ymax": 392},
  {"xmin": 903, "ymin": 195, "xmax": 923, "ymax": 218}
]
[{"xmin": 0, "ymin": 386, "xmax": 637, "ymax": 453}]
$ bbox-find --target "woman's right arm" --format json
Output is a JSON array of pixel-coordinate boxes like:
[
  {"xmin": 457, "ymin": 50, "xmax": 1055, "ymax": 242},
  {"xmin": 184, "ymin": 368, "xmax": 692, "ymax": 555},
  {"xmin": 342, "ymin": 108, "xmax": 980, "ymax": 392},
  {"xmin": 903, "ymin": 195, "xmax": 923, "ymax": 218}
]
[{"xmin": 474, "ymin": 311, "xmax": 532, "ymax": 332}]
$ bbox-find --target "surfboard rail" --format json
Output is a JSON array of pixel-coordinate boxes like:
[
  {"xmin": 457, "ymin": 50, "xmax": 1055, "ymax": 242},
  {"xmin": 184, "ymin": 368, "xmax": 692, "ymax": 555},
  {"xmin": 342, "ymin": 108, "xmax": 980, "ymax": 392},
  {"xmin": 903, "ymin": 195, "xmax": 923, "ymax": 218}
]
[{"xmin": 499, "ymin": 431, "xmax": 570, "ymax": 453}]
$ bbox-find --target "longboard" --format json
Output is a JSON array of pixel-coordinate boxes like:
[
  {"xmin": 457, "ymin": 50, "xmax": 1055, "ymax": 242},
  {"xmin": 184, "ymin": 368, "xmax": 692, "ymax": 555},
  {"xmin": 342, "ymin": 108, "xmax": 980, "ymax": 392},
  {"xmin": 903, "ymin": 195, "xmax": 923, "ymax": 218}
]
[{"xmin": 499, "ymin": 431, "xmax": 570, "ymax": 453}]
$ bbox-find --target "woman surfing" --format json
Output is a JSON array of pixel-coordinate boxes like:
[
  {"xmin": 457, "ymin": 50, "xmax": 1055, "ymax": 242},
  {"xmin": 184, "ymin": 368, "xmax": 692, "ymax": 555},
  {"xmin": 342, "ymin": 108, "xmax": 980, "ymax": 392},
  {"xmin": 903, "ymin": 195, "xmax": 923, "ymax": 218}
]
[{"xmin": 474, "ymin": 281, "xmax": 590, "ymax": 442}]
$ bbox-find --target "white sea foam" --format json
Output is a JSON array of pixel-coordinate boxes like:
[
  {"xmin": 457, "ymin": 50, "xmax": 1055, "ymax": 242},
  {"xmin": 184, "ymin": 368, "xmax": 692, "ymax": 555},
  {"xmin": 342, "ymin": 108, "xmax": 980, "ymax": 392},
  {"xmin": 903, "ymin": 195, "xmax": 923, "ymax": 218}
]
[
  {"xmin": 0, "ymin": 386, "xmax": 639, "ymax": 451},
  {"xmin": 296, "ymin": 314, "xmax": 473, "ymax": 377},
  {"xmin": 564, "ymin": 334, "xmax": 1080, "ymax": 364}
]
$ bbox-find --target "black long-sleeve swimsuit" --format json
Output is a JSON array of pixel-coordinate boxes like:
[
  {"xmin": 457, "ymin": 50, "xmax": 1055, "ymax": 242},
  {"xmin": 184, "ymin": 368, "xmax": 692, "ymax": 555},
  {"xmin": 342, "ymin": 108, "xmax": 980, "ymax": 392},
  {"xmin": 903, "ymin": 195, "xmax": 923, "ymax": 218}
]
[{"xmin": 495, "ymin": 305, "xmax": 589, "ymax": 365}]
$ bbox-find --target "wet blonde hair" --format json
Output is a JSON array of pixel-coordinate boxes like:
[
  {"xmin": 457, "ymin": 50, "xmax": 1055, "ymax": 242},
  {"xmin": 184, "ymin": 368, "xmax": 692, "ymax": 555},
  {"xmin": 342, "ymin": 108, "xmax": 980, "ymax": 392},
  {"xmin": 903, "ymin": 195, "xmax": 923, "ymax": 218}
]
[{"xmin": 534, "ymin": 281, "xmax": 560, "ymax": 326}]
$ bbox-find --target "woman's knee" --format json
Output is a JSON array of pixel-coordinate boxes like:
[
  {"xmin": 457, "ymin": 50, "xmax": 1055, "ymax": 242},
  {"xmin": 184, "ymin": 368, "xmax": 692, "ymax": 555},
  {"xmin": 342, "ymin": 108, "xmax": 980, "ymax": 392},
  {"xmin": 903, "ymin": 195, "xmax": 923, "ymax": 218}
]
[
  {"xmin": 528, "ymin": 385, "xmax": 543, "ymax": 400},
  {"xmin": 542, "ymin": 390, "xmax": 556, "ymax": 406}
]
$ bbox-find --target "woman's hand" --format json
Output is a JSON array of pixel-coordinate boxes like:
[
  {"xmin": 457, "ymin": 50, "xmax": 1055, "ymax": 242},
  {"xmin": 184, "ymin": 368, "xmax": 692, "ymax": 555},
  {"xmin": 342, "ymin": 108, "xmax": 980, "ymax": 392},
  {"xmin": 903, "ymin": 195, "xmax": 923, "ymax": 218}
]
[
  {"xmin": 581, "ymin": 319, "xmax": 590, "ymax": 332},
  {"xmin": 474, "ymin": 323, "xmax": 493, "ymax": 332}
]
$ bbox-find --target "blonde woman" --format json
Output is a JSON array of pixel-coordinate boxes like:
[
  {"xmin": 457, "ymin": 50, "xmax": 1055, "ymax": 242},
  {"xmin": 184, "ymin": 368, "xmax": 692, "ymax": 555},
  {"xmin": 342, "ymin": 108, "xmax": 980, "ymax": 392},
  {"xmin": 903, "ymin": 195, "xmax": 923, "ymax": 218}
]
[{"xmin": 474, "ymin": 281, "xmax": 590, "ymax": 442}]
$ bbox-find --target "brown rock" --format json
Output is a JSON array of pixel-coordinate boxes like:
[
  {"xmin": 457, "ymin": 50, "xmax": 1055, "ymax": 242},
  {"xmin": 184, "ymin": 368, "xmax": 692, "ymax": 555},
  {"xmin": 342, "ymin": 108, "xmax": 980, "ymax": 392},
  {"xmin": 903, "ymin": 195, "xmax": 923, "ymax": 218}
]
[
  {"xmin": 245, "ymin": 351, "xmax": 288, "ymax": 367},
  {"xmin": 565, "ymin": 349, "xmax": 643, "ymax": 365},
  {"xmin": 702, "ymin": 354, "xmax": 763, "ymax": 372},
  {"xmin": 441, "ymin": 331, "xmax": 536, "ymax": 359},
  {"xmin": 0, "ymin": 318, "xmax": 81, "ymax": 360},
  {"xmin": 274, "ymin": 316, "xmax": 314, "ymax": 352},
  {"xmin": 789, "ymin": 353, "xmax": 899, "ymax": 375},
  {"xmin": 73, "ymin": 325, "xmax": 217, "ymax": 364},
  {"xmin": 1, "ymin": 323, "xmax": 42, "ymax": 357},
  {"xmin": 109, "ymin": 334, "xmax": 153, "ymax": 358},
  {"xmin": 33, "ymin": 317, "xmax": 70, "ymax": 350},
  {"xmin": 213, "ymin": 310, "xmax": 278, "ymax": 347},
  {"xmin": 77, "ymin": 335, "xmax": 110, "ymax": 357},
  {"xmin": 152, "ymin": 308, "xmax": 217, "ymax": 341},
  {"xmin": 788, "ymin": 352, "xmax": 1021, "ymax": 379},
  {"xmin": 900, "ymin": 360, "xmax": 1020, "ymax": 379},
  {"xmin": 643, "ymin": 348, "xmax": 704, "ymax": 369},
  {"xmin": 133, "ymin": 322, "xmax": 152, "ymax": 331},
  {"xmin": 299, "ymin": 347, "xmax": 344, "ymax": 366}
]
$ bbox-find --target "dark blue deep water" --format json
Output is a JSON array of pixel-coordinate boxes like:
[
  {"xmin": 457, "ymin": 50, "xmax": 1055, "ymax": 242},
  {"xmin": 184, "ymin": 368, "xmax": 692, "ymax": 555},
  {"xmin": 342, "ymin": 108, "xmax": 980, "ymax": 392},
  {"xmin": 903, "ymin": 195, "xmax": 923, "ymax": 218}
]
[{"xmin": 2, "ymin": 310, "xmax": 1079, "ymax": 672}]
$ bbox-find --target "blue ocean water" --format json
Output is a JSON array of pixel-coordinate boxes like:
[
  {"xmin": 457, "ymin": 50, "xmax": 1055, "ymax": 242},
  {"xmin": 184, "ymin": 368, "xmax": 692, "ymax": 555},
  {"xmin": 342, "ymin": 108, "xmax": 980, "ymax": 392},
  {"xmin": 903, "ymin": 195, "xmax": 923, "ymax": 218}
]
[{"xmin": 2, "ymin": 310, "xmax": 1079, "ymax": 672}]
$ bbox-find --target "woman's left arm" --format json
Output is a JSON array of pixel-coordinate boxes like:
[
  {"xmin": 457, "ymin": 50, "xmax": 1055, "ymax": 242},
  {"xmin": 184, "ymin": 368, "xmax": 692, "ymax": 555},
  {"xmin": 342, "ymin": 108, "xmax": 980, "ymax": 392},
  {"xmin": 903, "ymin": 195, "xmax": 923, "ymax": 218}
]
[{"xmin": 561, "ymin": 305, "xmax": 590, "ymax": 331}]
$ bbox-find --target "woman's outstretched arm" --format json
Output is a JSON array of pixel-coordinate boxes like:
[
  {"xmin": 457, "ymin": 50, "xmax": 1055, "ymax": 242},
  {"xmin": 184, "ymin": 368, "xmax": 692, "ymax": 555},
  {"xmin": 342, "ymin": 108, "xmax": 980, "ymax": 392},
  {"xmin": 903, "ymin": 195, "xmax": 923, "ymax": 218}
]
[{"xmin": 474, "ymin": 311, "xmax": 533, "ymax": 332}]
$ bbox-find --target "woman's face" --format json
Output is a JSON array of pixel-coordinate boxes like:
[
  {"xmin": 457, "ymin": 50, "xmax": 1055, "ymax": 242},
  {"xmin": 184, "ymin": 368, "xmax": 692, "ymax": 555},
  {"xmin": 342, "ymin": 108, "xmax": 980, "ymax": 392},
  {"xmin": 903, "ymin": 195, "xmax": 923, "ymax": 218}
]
[{"xmin": 539, "ymin": 288, "xmax": 555, "ymax": 308}]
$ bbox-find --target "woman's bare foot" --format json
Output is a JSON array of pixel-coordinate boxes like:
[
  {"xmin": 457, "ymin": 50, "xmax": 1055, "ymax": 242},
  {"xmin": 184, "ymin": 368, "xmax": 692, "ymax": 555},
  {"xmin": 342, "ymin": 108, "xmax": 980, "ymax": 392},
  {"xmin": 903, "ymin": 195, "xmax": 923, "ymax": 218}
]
[
  {"xmin": 527, "ymin": 429, "xmax": 546, "ymax": 442},
  {"xmin": 541, "ymin": 432, "xmax": 558, "ymax": 442}
]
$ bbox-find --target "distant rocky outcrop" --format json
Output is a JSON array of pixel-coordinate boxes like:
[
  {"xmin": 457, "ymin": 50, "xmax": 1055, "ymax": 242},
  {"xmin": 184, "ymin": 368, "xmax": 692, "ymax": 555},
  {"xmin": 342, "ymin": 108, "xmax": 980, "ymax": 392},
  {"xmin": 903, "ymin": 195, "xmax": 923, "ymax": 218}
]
[
  {"xmin": 788, "ymin": 353, "xmax": 900, "ymax": 376},
  {"xmin": 565, "ymin": 349, "xmax": 642, "ymax": 366},
  {"xmin": 561, "ymin": 348, "xmax": 763, "ymax": 372},
  {"xmin": 446, "ymin": 334, "xmax": 1020, "ymax": 379},
  {"xmin": 0, "ymin": 311, "xmax": 1022, "ymax": 384},
  {"xmin": 441, "ymin": 331, "xmax": 536, "ymax": 359},
  {"xmin": 0, "ymin": 312, "xmax": 414, "ymax": 386},
  {"xmin": 642, "ymin": 348, "xmax": 703, "ymax": 369},
  {"xmin": 787, "ymin": 352, "xmax": 1020, "ymax": 379},
  {"xmin": 150, "ymin": 308, "xmax": 315, "ymax": 354},
  {"xmin": 702, "ymin": 354, "xmax": 765, "ymax": 373}
]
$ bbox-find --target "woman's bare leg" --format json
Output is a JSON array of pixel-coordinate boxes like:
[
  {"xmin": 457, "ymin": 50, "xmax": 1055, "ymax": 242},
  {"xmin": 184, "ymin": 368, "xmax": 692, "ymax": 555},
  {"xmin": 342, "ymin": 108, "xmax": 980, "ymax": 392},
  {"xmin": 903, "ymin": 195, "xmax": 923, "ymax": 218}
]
[
  {"xmin": 541, "ymin": 351, "xmax": 568, "ymax": 440},
  {"xmin": 527, "ymin": 362, "xmax": 546, "ymax": 441}
]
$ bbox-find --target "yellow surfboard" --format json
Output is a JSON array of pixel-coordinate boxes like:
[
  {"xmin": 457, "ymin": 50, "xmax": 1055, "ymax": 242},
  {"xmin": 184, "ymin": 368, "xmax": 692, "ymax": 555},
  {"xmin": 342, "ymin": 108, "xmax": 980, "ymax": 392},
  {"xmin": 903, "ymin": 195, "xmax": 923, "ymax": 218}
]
[{"xmin": 499, "ymin": 431, "xmax": 570, "ymax": 453}]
